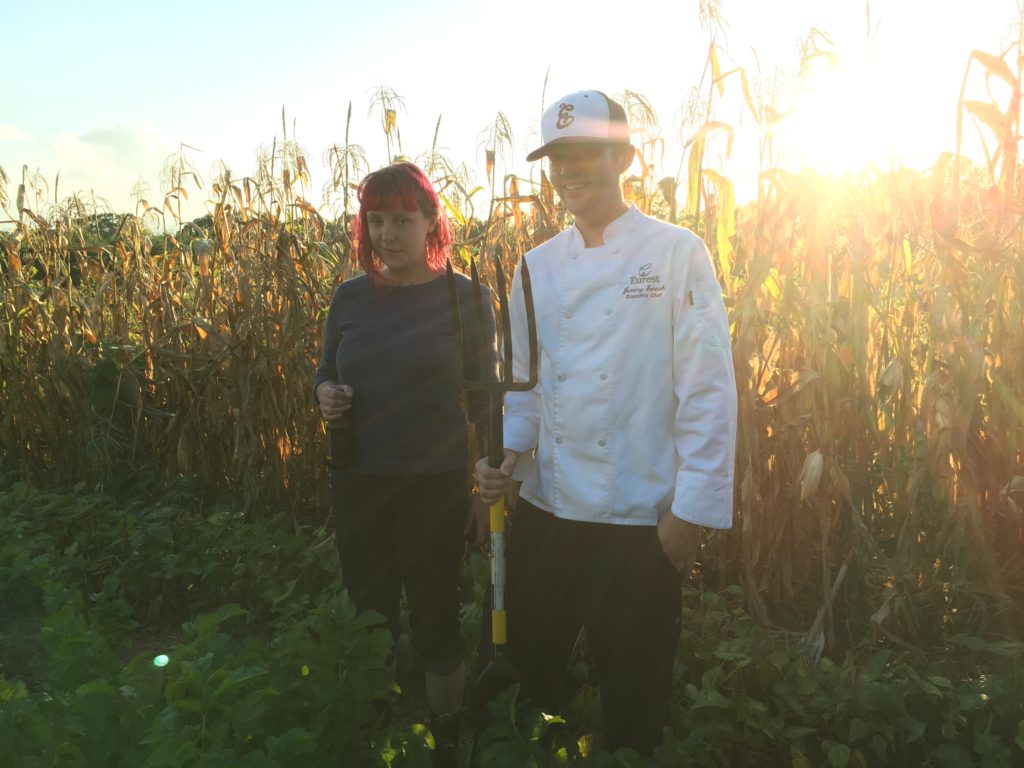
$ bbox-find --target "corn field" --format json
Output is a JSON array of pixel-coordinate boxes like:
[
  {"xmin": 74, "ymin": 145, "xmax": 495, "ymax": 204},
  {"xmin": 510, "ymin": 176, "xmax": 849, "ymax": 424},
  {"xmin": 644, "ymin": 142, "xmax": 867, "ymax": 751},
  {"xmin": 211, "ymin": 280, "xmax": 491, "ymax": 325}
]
[{"xmin": 2, "ymin": 44, "xmax": 1023, "ymax": 660}]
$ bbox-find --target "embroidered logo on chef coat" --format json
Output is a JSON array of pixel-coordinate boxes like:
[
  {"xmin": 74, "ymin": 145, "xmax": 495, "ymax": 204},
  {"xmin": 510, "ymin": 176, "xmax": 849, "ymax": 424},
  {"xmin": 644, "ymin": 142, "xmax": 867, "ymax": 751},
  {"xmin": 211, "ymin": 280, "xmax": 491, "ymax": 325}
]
[{"xmin": 622, "ymin": 262, "xmax": 665, "ymax": 300}]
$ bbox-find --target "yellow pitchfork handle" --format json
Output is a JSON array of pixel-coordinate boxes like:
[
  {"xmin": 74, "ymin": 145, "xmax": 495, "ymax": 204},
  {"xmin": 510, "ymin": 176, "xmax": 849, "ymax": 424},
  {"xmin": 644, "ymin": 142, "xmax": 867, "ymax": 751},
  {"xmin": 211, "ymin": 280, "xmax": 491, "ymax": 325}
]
[{"xmin": 489, "ymin": 496, "xmax": 508, "ymax": 646}]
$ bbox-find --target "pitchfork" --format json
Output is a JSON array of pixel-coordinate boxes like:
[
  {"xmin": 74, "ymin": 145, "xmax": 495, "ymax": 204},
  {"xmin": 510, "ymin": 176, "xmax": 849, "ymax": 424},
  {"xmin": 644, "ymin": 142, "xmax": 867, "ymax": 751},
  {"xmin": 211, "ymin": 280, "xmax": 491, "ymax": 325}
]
[{"xmin": 445, "ymin": 250, "xmax": 538, "ymax": 724}]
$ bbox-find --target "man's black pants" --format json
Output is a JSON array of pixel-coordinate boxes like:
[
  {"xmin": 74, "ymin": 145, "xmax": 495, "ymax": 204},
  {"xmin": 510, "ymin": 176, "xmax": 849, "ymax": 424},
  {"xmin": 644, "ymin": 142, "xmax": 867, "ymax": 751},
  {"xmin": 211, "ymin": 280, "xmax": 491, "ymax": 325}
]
[{"xmin": 501, "ymin": 499, "xmax": 683, "ymax": 755}]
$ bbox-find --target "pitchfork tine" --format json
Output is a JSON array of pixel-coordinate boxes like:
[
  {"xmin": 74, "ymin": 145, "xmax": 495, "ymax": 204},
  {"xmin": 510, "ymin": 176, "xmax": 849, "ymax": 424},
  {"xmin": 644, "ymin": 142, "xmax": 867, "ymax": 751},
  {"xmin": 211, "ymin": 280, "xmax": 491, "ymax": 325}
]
[
  {"xmin": 492, "ymin": 254, "xmax": 514, "ymax": 386},
  {"xmin": 520, "ymin": 255, "xmax": 539, "ymax": 390},
  {"xmin": 469, "ymin": 257, "xmax": 489, "ymax": 385}
]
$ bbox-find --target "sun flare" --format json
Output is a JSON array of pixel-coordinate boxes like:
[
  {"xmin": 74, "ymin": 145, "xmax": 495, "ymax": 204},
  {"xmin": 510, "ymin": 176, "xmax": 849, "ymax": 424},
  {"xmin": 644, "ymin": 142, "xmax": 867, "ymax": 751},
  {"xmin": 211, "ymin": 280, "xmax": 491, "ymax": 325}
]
[{"xmin": 776, "ymin": 34, "xmax": 960, "ymax": 176}]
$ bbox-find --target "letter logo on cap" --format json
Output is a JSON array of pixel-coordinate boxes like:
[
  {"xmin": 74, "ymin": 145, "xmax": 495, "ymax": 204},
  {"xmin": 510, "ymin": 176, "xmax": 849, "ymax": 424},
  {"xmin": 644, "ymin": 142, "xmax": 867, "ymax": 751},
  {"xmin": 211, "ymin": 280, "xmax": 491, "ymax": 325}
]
[{"xmin": 556, "ymin": 103, "xmax": 575, "ymax": 129}]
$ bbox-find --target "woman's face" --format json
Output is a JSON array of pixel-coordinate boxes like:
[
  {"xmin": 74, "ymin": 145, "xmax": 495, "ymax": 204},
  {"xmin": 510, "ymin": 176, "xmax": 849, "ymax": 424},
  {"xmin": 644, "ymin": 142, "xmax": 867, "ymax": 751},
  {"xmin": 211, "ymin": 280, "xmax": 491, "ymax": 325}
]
[{"xmin": 366, "ymin": 207, "xmax": 436, "ymax": 278}]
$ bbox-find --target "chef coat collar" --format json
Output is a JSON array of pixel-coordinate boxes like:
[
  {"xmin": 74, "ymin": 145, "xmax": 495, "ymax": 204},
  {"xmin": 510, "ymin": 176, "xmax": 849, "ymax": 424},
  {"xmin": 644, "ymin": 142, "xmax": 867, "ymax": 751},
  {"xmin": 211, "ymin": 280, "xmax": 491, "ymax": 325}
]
[{"xmin": 570, "ymin": 204, "xmax": 641, "ymax": 251}]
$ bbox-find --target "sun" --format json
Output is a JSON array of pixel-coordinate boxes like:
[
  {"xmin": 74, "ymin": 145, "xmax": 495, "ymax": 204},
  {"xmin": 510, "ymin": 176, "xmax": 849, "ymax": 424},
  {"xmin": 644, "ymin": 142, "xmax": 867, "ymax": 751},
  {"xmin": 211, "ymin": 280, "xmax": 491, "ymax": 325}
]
[{"xmin": 774, "ymin": 33, "xmax": 960, "ymax": 176}]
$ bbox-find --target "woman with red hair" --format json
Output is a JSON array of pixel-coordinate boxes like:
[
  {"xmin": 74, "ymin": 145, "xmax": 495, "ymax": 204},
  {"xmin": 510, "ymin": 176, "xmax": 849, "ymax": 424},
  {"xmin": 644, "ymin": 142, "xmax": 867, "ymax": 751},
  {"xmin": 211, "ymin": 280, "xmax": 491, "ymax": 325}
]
[{"xmin": 314, "ymin": 162, "xmax": 493, "ymax": 765}]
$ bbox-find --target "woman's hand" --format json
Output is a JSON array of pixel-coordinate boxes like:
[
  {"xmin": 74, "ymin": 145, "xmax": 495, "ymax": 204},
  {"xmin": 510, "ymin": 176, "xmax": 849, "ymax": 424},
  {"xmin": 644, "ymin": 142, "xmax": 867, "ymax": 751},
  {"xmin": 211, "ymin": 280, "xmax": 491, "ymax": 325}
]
[
  {"xmin": 316, "ymin": 382, "xmax": 353, "ymax": 423},
  {"xmin": 463, "ymin": 494, "xmax": 490, "ymax": 548},
  {"xmin": 474, "ymin": 450, "xmax": 519, "ymax": 505}
]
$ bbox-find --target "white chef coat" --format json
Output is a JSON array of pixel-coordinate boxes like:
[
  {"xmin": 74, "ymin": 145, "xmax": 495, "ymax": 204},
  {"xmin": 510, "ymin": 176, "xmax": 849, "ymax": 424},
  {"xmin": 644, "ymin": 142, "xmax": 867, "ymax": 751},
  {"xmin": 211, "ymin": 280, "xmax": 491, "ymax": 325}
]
[{"xmin": 504, "ymin": 205, "xmax": 736, "ymax": 528}]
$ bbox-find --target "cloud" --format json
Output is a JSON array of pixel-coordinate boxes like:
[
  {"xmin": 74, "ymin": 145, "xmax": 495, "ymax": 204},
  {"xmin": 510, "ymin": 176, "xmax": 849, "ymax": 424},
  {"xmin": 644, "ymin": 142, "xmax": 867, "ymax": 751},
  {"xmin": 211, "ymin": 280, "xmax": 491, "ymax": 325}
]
[
  {"xmin": 55, "ymin": 122, "xmax": 168, "ymax": 173},
  {"xmin": 39, "ymin": 122, "xmax": 188, "ymax": 213},
  {"xmin": 78, "ymin": 123, "xmax": 167, "ymax": 163},
  {"xmin": 0, "ymin": 125, "xmax": 32, "ymax": 142}
]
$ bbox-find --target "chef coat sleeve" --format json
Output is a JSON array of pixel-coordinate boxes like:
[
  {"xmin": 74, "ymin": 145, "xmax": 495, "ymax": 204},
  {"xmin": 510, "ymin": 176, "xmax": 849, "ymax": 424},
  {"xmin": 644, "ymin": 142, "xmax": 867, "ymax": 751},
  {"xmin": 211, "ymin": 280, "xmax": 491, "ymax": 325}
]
[{"xmin": 669, "ymin": 236, "xmax": 737, "ymax": 529}]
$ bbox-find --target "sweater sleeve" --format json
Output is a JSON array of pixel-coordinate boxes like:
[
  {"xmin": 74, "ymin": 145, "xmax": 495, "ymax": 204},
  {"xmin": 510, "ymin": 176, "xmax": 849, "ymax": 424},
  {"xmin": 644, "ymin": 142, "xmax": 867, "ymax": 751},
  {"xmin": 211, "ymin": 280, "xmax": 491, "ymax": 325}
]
[
  {"xmin": 463, "ymin": 282, "xmax": 497, "ymax": 429},
  {"xmin": 313, "ymin": 285, "xmax": 344, "ymax": 402}
]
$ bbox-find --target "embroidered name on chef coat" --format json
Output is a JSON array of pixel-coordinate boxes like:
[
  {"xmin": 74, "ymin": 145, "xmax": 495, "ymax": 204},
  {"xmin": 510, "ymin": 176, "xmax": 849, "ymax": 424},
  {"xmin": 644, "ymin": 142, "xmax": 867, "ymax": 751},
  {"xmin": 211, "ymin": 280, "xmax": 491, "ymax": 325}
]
[{"xmin": 622, "ymin": 262, "xmax": 665, "ymax": 300}]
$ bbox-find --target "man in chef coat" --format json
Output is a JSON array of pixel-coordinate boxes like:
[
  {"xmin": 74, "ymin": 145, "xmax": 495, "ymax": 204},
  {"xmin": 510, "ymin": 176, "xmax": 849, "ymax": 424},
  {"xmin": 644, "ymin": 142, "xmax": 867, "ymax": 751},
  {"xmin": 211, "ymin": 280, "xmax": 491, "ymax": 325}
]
[{"xmin": 475, "ymin": 90, "xmax": 737, "ymax": 756}]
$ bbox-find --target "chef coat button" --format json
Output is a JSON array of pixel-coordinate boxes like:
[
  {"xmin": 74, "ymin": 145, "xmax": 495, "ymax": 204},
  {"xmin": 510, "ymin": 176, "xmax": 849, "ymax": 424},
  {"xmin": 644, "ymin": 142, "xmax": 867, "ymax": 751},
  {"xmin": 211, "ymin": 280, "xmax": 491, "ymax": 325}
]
[
  {"xmin": 598, "ymin": 439, "xmax": 607, "ymax": 447},
  {"xmin": 604, "ymin": 308, "xmax": 612, "ymax": 315},
  {"xmin": 557, "ymin": 373, "xmax": 566, "ymax": 382},
  {"xmin": 599, "ymin": 373, "xmax": 608, "ymax": 381},
  {"xmin": 563, "ymin": 311, "xmax": 573, "ymax": 319},
  {"xmin": 555, "ymin": 437, "xmax": 563, "ymax": 444}
]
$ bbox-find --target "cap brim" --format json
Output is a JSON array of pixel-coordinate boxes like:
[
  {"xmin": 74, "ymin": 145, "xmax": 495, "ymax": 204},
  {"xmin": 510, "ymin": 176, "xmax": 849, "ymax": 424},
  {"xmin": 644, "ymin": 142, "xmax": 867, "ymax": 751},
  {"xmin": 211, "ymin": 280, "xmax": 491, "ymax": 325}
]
[{"xmin": 525, "ymin": 136, "xmax": 630, "ymax": 162}]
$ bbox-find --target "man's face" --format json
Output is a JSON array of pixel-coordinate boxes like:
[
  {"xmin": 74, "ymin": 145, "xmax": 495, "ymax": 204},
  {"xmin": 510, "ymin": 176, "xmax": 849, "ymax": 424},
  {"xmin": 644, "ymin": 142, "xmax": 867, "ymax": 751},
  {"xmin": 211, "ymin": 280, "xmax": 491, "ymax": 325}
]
[{"xmin": 546, "ymin": 143, "xmax": 632, "ymax": 219}]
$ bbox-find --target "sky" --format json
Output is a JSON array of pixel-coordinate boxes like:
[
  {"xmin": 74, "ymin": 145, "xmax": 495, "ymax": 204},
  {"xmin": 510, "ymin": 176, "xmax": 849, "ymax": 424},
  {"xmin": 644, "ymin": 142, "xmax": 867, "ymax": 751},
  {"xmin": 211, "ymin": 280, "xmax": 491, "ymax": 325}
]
[{"xmin": 2, "ymin": 0, "xmax": 1019, "ymax": 223}]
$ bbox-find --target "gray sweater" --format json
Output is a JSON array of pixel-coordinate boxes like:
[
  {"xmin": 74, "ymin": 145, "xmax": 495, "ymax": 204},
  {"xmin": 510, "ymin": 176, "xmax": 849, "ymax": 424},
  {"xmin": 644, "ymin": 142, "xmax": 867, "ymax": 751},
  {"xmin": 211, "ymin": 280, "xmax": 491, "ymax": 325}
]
[{"xmin": 315, "ymin": 273, "xmax": 495, "ymax": 474}]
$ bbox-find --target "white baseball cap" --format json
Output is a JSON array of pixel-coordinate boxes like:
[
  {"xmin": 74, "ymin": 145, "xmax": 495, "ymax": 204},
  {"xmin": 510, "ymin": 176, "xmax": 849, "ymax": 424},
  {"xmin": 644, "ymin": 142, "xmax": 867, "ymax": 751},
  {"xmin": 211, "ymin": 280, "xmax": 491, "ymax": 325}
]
[{"xmin": 526, "ymin": 90, "xmax": 631, "ymax": 162}]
